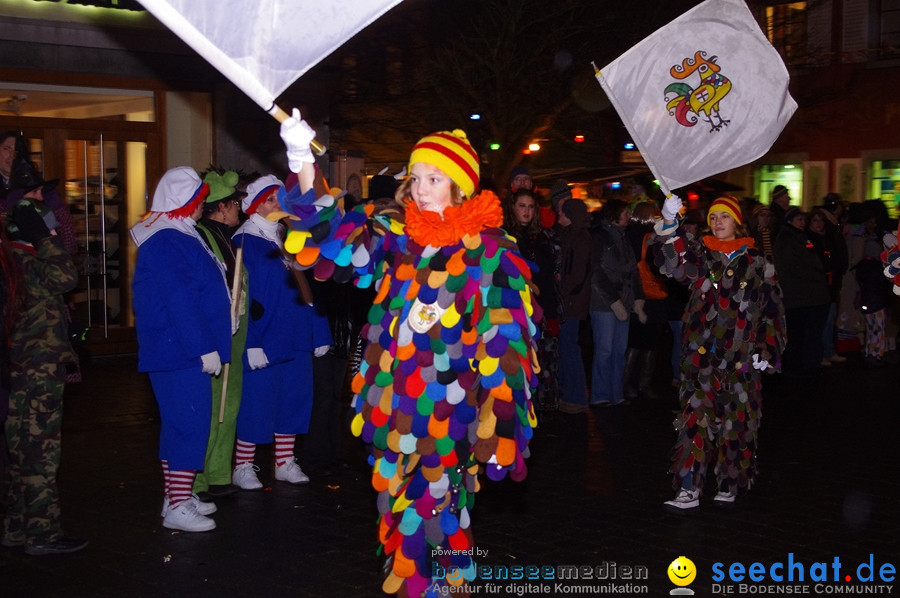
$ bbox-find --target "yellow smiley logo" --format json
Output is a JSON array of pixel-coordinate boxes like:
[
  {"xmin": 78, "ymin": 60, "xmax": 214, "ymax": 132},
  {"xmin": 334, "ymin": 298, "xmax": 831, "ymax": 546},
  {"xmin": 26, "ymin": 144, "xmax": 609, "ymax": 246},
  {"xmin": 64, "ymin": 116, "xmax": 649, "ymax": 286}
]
[{"xmin": 668, "ymin": 556, "xmax": 697, "ymax": 586}]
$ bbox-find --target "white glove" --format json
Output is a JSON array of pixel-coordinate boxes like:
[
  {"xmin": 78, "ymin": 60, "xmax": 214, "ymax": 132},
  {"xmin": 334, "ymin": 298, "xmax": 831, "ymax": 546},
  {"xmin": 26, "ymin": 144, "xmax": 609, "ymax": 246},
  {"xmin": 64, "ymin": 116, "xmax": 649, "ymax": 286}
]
[
  {"xmin": 610, "ymin": 299, "xmax": 629, "ymax": 321},
  {"xmin": 661, "ymin": 194, "xmax": 683, "ymax": 221},
  {"xmin": 280, "ymin": 108, "xmax": 316, "ymax": 172},
  {"xmin": 314, "ymin": 345, "xmax": 330, "ymax": 358},
  {"xmin": 883, "ymin": 232, "xmax": 898, "ymax": 249},
  {"xmin": 200, "ymin": 351, "xmax": 222, "ymax": 376},
  {"xmin": 633, "ymin": 299, "xmax": 648, "ymax": 324},
  {"xmin": 247, "ymin": 347, "xmax": 269, "ymax": 370},
  {"xmin": 751, "ymin": 354, "xmax": 769, "ymax": 371}
]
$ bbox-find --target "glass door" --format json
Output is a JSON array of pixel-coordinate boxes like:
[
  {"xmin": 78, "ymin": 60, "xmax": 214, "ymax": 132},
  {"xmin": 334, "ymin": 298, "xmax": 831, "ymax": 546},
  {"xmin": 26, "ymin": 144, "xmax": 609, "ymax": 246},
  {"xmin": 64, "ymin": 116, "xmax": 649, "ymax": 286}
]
[{"xmin": 65, "ymin": 136, "xmax": 145, "ymax": 338}]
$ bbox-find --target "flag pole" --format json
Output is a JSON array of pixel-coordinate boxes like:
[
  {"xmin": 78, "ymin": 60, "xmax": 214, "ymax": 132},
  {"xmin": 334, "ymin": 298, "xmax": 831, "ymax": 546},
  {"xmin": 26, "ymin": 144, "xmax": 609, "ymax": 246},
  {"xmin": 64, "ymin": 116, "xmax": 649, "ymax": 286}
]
[{"xmin": 220, "ymin": 241, "xmax": 244, "ymax": 423}]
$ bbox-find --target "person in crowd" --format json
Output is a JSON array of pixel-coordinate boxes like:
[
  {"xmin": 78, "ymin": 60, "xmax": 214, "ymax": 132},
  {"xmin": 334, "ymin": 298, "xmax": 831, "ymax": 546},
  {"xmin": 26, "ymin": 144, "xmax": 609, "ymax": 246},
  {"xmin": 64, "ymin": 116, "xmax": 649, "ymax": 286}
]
[
  {"xmin": 589, "ymin": 198, "xmax": 644, "ymax": 406},
  {"xmin": 0, "ymin": 130, "xmax": 17, "ymax": 192},
  {"xmin": 229, "ymin": 174, "xmax": 332, "ymax": 490},
  {"xmin": 550, "ymin": 179, "xmax": 593, "ymax": 414},
  {"xmin": 276, "ymin": 112, "xmax": 539, "ymax": 596},
  {"xmin": 853, "ymin": 200, "xmax": 895, "ymax": 367},
  {"xmin": 623, "ymin": 200, "xmax": 667, "ymax": 400},
  {"xmin": 191, "ymin": 170, "xmax": 247, "ymax": 500},
  {"xmin": 131, "ymin": 167, "xmax": 231, "ymax": 533},
  {"xmin": 807, "ymin": 206, "xmax": 849, "ymax": 366},
  {"xmin": 652, "ymin": 194, "xmax": 785, "ymax": 510},
  {"xmin": 774, "ymin": 207, "xmax": 831, "ymax": 375},
  {"xmin": 1, "ymin": 166, "xmax": 87, "ymax": 555},
  {"xmin": 663, "ymin": 209, "xmax": 703, "ymax": 389},
  {"xmin": 769, "ymin": 184, "xmax": 792, "ymax": 234},
  {"xmin": 366, "ymin": 174, "xmax": 399, "ymax": 203},
  {"xmin": 749, "ymin": 203, "xmax": 775, "ymax": 261},
  {"xmin": 504, "ymin": 187, "xmax": 561, "ymax": 412}
]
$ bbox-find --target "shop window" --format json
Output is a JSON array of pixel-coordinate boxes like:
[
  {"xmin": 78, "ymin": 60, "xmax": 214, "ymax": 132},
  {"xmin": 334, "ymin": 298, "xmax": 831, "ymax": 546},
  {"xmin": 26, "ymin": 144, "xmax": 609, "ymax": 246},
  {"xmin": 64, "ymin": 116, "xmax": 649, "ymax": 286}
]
[
  {"xmin": 869, "ymin": 160, "xmax": 900, "ymax": 218},
  {"xmin": 756, "ymin": 163, "xmax": 803, "ymax": 206}
]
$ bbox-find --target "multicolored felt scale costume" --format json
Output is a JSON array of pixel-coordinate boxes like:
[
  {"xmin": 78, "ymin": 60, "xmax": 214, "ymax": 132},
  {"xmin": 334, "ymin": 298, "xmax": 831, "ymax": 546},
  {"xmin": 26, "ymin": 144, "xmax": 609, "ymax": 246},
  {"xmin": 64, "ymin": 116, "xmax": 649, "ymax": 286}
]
[
  {"xmin": 279, "ymin": 130, "xmax": 539, "ymax": 596},
  {"xmin": 650, "ymin": 196, "xmax": 785, "ymax": 499}
]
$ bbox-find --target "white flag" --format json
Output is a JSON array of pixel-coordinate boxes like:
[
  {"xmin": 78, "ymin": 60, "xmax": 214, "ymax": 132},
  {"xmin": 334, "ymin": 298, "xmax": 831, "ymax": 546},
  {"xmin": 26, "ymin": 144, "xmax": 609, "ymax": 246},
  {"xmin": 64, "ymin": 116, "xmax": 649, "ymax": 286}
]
[
  {"xmin": 595, "ymin": 0, "xmax": 797, "ymax": 195},
  {"xmin": 138, "ymin": 0, "xmax": 403, "ymax": 116}
]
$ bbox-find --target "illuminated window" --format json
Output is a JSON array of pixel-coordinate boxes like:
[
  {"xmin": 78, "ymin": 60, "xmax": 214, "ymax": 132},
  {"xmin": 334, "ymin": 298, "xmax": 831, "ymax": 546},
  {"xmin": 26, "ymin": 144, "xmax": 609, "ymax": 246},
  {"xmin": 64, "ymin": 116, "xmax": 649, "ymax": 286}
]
[{"xmin": 766, "ymin": 2, "xmax": 808, "ymax": 66}]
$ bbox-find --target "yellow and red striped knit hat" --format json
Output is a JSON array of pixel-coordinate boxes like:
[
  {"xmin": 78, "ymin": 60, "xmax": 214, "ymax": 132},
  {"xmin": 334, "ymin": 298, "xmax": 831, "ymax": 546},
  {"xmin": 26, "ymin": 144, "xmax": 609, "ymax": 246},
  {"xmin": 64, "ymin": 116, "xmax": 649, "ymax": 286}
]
[
  {"xmin": 408, "ymin": 129, "xmax": 480, "ymax": 198},
  {"xmin": 707, "ymin": 195, "xmax": 743, "ymax": 226}
]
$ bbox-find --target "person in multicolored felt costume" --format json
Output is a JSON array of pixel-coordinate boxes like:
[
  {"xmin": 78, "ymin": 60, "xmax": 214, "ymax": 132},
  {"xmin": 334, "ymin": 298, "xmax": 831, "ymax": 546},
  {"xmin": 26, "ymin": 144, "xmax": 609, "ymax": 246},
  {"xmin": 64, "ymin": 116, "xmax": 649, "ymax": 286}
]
[
  {"xmin": 131, "ymin": 167, "xmax": 232, "ymax": 532},
  {"xmin": 651, "ymin": 194, "xmax": 785, "ymax": 510},
  {"xmin": 276, "ymin": 109, "xmax": 540, "ymax": 596},
  {"xmin": 229, "ymin": 174, "xmax": 332, "ymax": 490}
]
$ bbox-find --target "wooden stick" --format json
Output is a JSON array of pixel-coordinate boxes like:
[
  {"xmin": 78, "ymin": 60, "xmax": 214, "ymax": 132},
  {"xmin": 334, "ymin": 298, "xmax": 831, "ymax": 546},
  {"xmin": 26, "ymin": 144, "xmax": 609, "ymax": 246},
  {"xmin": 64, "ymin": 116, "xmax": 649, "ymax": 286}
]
[
  {"xmin": 218, "ymin": 363, "xmax": 229, "ymax": 423},
  {"xmin": 270, "ymin": 105, "xmax": 327, "ymax": 156},
  {"xmin": 219, "ymin": 246, "xmax": 244, "ymax": 423}
]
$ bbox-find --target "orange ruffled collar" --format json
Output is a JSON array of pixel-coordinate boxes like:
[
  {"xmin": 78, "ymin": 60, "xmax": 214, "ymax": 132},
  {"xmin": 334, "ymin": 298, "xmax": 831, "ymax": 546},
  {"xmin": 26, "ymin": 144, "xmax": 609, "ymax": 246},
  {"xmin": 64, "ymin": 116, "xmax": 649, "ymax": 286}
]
[
  {"xmin": 702, "ymin": 235, "xmax": 756, "ymax": 253},
  {"xmin": 404, "ymin": 190, "xmax": 503, "ymax": 247}
]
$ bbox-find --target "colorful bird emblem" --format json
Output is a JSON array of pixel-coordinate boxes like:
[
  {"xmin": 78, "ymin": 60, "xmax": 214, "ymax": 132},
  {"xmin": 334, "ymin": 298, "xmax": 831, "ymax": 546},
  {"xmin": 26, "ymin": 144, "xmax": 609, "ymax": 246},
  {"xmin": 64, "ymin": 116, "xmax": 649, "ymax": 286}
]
[{"xmin": 665, "ymin": 50, "xmax": 732, "ymax": 132}]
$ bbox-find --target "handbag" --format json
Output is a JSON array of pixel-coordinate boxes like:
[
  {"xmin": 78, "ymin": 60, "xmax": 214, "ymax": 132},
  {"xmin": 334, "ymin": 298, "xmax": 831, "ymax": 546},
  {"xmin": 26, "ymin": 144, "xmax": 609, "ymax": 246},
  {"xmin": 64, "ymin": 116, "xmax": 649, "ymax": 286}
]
[{"xmin": 637, "ymin": 233, "xmax": 668, "ymax": 300}]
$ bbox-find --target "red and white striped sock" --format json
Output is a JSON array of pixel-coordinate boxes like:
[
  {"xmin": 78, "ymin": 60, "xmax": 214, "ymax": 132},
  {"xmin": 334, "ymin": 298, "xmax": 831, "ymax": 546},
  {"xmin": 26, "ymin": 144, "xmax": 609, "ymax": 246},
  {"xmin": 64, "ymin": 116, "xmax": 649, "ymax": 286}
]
[
  {"xmin": 274, "ymin": 434, "xmax": 295, "ymax": 467},
  {"xmin": 161, "ymin": 460, "xmax": 170, "ymax": 496},
  {"xmin": 168, "ymin": 469, "xmax": 196, "ymax": 508},
  {"xmin": 235, "ymin": 439, "xmax": 256, "ymax": 466}
]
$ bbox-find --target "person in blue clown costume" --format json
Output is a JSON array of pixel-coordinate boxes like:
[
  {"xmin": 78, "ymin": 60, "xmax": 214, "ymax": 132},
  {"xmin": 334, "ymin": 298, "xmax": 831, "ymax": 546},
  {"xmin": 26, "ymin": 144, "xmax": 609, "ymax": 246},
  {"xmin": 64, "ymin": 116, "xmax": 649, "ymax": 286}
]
[
  {"xmin": 229, "ymin": 174, "xmax": 332, "ymax": 490},
  {"xmin": 277, "ymin": 110, "xmax": 539, "ymax": 597},
  {"xmin": 131, "ymin": 167, "xmax": 232, "ymax": 532}
]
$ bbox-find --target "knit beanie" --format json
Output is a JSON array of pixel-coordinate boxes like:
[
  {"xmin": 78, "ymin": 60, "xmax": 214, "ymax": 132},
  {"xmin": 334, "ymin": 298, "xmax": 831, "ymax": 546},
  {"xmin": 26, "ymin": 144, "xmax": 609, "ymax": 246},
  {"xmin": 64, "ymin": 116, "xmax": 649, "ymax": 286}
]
[
  {"xmin": 549, "ymin": 179, "xmax": 572, "ymax": 213},
  {"xmin": 408, "ymin": 129, "xmax": 479, "ymax": 198},
  {"xmin": 707, "ymin": 195, "xmax": 743, "ymax": 226},
  {"xmin": 150, "ymin": 167, "xmax": 206, "ymax": 213},
  {"xmin": 243, "ymin": 174, "xmax": 283, "ymax": 214},
  {"xmin": 203, "ymin": 170, "xmax": 240, "ymax": 203},
  {"xmin": 509, "ymin": 165, "xmax": 532, "ymax": 184}
]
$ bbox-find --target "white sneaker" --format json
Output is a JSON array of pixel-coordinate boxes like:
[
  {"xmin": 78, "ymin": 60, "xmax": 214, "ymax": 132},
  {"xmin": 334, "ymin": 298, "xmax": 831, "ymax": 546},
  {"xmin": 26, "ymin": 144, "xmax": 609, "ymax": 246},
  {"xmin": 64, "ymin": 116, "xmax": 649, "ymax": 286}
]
[
  {"xmin": 232, "ymin": 462, "xmax": 263, "ymax": 490},
  {"xmin": 274, "ymin": 457, "xmax": 309, "ymax": 485},
  {"xmin": 162, "ymin": 501, "xmax": 216, "ymax": 532},
  {"xmin": 664, "ymin": 487, "xmax": 700, "ymax": 509},
  {"xmin": 161, "ymin": 494, "xmax": 217, "ymax": 517},
  {"xmin": 714, "ymin": 490, "xmax": 736, "ymax": 504}
]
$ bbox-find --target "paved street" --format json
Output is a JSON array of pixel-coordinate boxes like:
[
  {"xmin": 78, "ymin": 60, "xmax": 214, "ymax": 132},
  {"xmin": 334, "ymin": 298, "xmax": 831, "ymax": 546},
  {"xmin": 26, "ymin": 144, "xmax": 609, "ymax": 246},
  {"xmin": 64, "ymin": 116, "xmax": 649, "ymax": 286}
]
[{"xmin": 2, "ymin": 352, "xmax": 898, "ymax": 597}]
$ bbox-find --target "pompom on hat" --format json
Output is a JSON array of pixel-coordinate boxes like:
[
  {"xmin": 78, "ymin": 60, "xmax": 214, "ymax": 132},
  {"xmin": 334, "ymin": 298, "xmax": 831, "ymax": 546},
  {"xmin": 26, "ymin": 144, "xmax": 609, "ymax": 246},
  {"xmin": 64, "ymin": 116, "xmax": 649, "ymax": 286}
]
[
  {"xmin": 707, "ymin": 195, "xmax": 743, "ymax": 226},
  {"xmin": 203, "ymin": 170, "xmax": 240, "ymax": 203},
  {"xmin": 408, "ymin": 129, "xmax": 479, "ymax": 198},
  {"xmin": 243, "ymin": 174, "xmax": 283, "ymax": 214},
  {"xmin": 150, "ymin": 167, "xmax": 208, "ymax": 213}
]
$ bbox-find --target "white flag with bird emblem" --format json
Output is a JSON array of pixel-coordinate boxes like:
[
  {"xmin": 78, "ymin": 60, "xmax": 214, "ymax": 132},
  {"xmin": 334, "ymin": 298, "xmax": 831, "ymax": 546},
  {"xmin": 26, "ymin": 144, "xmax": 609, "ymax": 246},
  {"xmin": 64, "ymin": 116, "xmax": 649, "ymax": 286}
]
[{"xmin": 595, "ymin": 0, "xmax": 797, "ymax": 195}]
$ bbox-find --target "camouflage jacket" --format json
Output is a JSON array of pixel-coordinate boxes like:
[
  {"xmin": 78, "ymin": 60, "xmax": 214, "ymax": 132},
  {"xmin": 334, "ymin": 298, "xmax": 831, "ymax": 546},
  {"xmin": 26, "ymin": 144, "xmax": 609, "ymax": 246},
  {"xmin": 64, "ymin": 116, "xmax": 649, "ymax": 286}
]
[{"xmin": 9, "ymin": 235, "xmax": 78, "ymax": 367}]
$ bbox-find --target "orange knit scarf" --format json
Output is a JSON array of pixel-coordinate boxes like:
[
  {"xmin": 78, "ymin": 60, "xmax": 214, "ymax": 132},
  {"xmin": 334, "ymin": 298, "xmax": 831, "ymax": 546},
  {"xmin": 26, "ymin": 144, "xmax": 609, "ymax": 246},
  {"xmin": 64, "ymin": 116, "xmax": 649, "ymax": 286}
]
[
  {"xmin": 403, "ymin": 190, "xmax": 503, "ymax": 247},
  {"xmin": 702, "ymin": 235, "xmax": 756, "ymax": 253}
]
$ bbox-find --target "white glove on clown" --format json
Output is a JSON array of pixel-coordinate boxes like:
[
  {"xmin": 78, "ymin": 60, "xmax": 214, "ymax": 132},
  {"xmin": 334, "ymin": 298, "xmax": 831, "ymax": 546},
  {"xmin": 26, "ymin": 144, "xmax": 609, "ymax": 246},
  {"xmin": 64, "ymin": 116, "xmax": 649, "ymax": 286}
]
[
  {"xmin": 280, "ymin": 108, "xmax": 316, "ymax": 173},
  {"xmin": 247, "ymin": 347, "xmax": 269, "ymax": 370},
  {"xmin": 200, "ymin": 351, "xmax": 222, "ymax": 376},
  {"xmin": 314, "ymin": 345, "xmax": 330, "ymax": 358},
  {"xmin": 661, "ymin": 194, "xmax": 683, "ymax": 221},
  {"xmin": 751, "ymin": 354, "xmax": 769, "ymax": 371}
]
